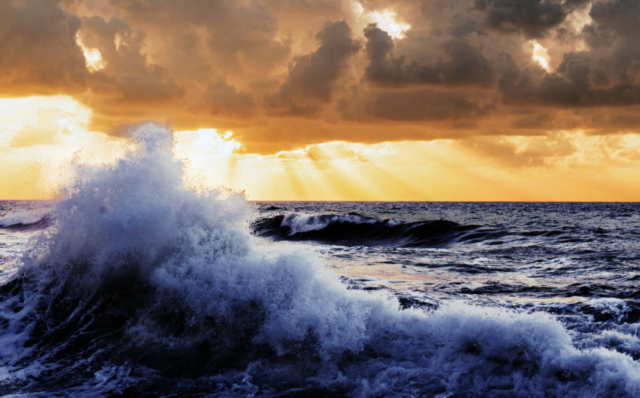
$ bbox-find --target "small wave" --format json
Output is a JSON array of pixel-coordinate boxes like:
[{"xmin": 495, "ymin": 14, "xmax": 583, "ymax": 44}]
[
  {"xmin": 252, "ymin": 213, "xmax": 477, "ymax": 247},
  {"xmin": 0, "ymin": 208, "xmax": 54, "ymax": 229}
]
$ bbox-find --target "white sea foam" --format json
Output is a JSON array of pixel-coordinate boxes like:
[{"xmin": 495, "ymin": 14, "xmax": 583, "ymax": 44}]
[
  {"xmin": 281, "ymin": 213, "xmax": 399, "ymax": 235},
  {"xmin": 2, "ymin": 123, "xmax": 640, "ymax": 396}
]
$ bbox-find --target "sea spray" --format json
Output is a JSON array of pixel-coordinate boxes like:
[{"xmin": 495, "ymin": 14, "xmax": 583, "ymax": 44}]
[{"xmin": 0, "ymin": 123, "xmax": 638, "ymax": 396}]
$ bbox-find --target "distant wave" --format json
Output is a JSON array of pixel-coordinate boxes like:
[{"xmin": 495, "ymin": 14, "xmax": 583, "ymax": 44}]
[
  {"xmin": 0, "ymin": 208, "xmax": 54, "ymax": 229},
  {"xmin": 252, "ymin": 213, "xmax": 478, "ymax": 247},
  {"xmin": 1, "ymin": 124, "xmax": 639, "ymax": 396}
]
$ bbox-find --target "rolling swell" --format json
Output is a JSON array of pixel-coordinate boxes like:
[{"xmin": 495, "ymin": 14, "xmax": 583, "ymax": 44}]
[
  {"xmin": 0, "ymin": 208, "xmax": 54, "ymax": 230},
  {"xmin": 1, "ymin": 124, "xmax": 640, "ymax": 396},
  {"xmin": 252, "ymin": 213, "xmax": 478, "ymax": 247}
]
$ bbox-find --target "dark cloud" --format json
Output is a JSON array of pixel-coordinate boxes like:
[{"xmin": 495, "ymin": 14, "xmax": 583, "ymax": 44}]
[
  {"xmin": 474, "ymin": 0, "xmax": 589, "ymax": 38},
  {"xmin": 70, "ymin": 14, "xmax": 184, "ymax": 129},
  {"xmin": 267, "ymin": 21, "xmax": 359, "ymax": 117},
  {"xmin": 79, "ymin": 16, "xmax": 183, "ymax": 102},
  {"xmin": 367, "ymin": 90, "xmax": 483, "ymax": 121},
  {"xmin": 263, "ymin": 0, "xmax": 349, "ymax": 15},
  {"xmin": 510, "ymin": 109, "xmax": 559, "ymax": 129},
  {"xmin": 584, "ymin": 0, "xmax": 640, "ymax": 79},
  {"xmin": 4, "ymin": 0, "xmax": 640, "ymax": 153},
  {"xmin": 338, "ymin": 87, "xmax": 485, "ymax": 122},
  {"xmin": 491, "ymin": 0, "xmax": 640, "ymax": 109},
  {"xmin": 0, "ymin": 0, "xmax": 87, "ymax": 96},
  {"xmin": 448, "ymin": 15, "xmax": 480, "ymax": 38},
  {"xmin": 108, "ymin": 0, "xmax": 291, "ymax": 76},
  {"xmin": 588, "ymin": 0, "xmax": 640, "ymax": 42},
  {"xmin": 206, "ymin": 80, "xmax": 257, "ymax": 119},
  {"xmin": 364, "ymin": 24, "xmax": 493, "ymax": 87},
  {"xmin": 499, "ymin": 51, "xmax": 640, "ymax": 108},
  {"xmin": 580, "ymin": 106, "xmax": 640, "ymax": 134}
]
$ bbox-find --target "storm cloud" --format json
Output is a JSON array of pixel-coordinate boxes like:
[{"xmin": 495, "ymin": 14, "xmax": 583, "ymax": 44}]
[
  {"xmin": 474, "ymin": 0, "xmax": 589, "ymax": 38},
  {"xmin": 1, "ymin": 0, "xmax": 640, "ymax": 152},
  {"xmin": 364, "ymin": 24, "xmax": 493, "ymax": 87},
  {"xmin": 267, "ymin": 20, "xmax": 360, "ymax": 117},
  {"xmin": 0, "ymin": 0, "xmax": 87, "ymax": 95}
]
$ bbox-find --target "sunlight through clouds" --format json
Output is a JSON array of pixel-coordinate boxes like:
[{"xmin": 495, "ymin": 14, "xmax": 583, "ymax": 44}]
[
  {"xmin": 369, "ymin": 10, "xmax": 410, "ymax": 39},
  {"xmin": 75, "ymin": 35, "xmax": 105, "ymax": 72},
  {"xmin": 351, "ymin": 1, "xmax": 410, "ymax": 40},
  {"xmin": 173, "ymin": 129, "xmax": 242, "ymax": 157},
  {"xmin": 0, "ymin": 97, "xmax": 126, "ymax": 199},
  {"xmin": 529, "ymin": 41, "xmax": 551, "ymax": 72},
  {"xmin": 2, "ymin": 0, "xmax": 640, "ymax": 201}
]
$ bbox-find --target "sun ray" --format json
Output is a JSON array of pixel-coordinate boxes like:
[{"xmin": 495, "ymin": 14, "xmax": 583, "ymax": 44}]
[
  {"xmin": 369, "ymin": 9, "xmax": 410, "ymax": 39},
  {"xmin": 529, "ymin": 41, "xmax": 551, "ymax": 72}
]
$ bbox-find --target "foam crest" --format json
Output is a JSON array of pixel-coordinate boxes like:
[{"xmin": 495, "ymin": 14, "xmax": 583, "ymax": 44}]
[
  {"xmin": 281, "ymin": 213, "xmax": 389, "ymax": 235},
  {"xmin": 0, "ymin": 208, "xmax": 53, "ymax": 228},
  {"xmin": 254, "ymin": 213, "xmax": 473, "ymax": 247}
]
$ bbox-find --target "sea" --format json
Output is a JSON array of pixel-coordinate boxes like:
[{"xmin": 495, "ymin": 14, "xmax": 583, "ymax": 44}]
[{"xmin": 0, "ymin": 124, "xmax": 639, "ymax": 397}]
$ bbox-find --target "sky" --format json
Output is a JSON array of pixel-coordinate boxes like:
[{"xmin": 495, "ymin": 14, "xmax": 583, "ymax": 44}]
[{"xmin": 2, "ymin": 0, "xmax": 640, "ymax": 201}]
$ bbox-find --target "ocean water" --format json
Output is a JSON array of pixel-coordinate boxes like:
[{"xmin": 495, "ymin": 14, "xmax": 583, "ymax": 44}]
[{"xmin": 0, "ymin": 125, "xmax": 640, "ymax": 397}]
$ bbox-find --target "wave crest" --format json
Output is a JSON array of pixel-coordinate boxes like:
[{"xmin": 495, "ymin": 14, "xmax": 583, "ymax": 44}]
[
  {"xmin": 253, "ymin": 213, "xmax": 476, "ymax": 247},
  {"xmin": 0, "ymin": 208, "xmax": 54, "ymax": 229}
]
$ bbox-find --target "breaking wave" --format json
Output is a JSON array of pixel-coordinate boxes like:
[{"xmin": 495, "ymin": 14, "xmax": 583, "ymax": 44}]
[
  {"xmin": 252, "ymin": 213, "xmax": 478, "ymax": 247},
  {"xmin": 0, "ymin": 208, "xmax": 54, "ymax": 229},
  {"xmin": 0, "ymin": 123, "xmax": 639, "ymax": 396}
]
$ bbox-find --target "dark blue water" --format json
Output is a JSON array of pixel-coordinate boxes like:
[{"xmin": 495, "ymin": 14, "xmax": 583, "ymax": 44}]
[
  {"xmin": 253, "ymin": 201, "xmax": 640, "ymax": 303},
  {"xmin": 252, "ymin": 202, "xmax": 640, "ymax": 346},
  {"xmin": 0, "ymin": 126, "xmax": 639, "ymax": 397}
]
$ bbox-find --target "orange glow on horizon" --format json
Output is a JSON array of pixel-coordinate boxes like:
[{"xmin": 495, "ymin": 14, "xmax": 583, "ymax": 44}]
[{"xmin": 2, "ymin": 97, "xmax": 640, "ymax": 202}]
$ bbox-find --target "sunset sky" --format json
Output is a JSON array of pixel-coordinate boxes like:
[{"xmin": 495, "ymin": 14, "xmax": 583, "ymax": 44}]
[{"xmin": 2, "ymin": 0, "xmax": 640, "ymax": 201}]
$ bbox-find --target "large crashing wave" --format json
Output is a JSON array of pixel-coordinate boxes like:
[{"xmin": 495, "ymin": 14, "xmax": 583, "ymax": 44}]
[{"xmin": 0, "ymin": 124, "xmax": 639, "ymax": 396}]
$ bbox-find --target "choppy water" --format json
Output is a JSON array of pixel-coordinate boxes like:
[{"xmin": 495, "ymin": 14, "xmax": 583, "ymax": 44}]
[
  {"xmin": 253, "ymin": 202, "xmax": 640, "ymax": 343},
  {"xmin": 0, "ymin": 124, "xmax": 639, "ymax": 397}
]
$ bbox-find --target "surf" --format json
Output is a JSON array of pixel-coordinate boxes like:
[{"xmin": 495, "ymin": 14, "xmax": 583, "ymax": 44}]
[
  {"xmin": 252, "ymin": 213, "xmax": 477, "ymax": 247},
  {"xmin": 0, "ymin": 207, "xmax": 54, "ymax": 229},
  {"xmin": 0, "ymin": 123, "xmax": 638, "ymax": 396}
]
